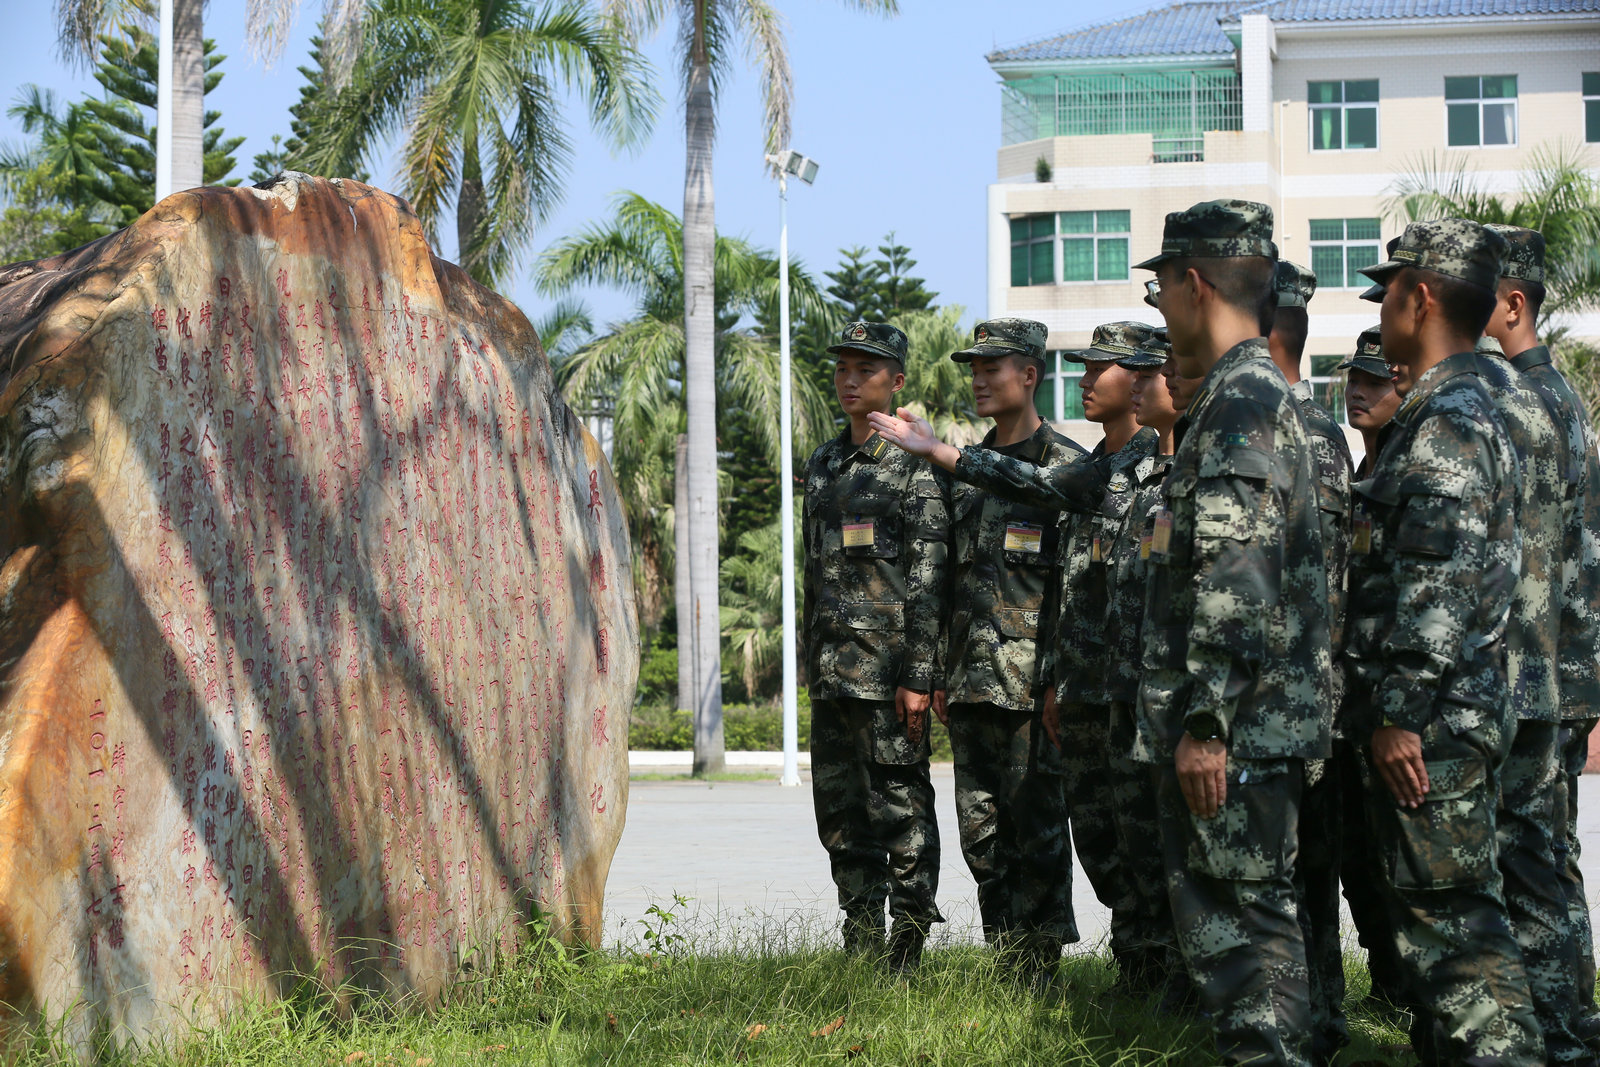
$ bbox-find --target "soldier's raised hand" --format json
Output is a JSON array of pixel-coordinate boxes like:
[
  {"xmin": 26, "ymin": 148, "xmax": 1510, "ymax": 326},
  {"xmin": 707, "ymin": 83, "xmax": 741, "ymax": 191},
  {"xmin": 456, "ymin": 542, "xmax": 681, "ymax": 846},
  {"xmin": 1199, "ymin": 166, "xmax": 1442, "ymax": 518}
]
[{"xmin": 868, "ymin": 408, "xmax": 964, "ymax": 473}]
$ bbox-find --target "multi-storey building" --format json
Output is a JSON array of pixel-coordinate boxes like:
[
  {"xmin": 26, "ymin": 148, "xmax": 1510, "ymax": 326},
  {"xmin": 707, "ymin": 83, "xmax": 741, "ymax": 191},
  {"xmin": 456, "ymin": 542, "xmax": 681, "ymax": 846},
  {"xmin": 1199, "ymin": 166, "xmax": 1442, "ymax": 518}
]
[{"xmin": 984, "ymin": 0, "xmax": 1600, "ymax": 447}]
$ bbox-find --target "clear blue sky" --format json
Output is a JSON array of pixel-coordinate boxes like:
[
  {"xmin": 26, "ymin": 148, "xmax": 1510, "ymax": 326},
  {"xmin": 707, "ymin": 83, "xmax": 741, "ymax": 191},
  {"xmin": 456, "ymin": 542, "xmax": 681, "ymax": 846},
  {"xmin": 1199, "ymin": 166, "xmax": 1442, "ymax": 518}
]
[{"xmin": 5, "ymin": 1, "xmax": 1164, "ymax": 332}]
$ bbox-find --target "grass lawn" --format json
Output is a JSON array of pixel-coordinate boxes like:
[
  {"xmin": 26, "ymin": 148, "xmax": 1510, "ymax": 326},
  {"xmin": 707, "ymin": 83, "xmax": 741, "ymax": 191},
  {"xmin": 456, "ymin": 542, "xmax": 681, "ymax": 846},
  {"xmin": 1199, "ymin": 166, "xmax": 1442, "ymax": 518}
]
[{"xmin": 12, "ymin": 907, "xmax": 1417, "ymax": 1066}]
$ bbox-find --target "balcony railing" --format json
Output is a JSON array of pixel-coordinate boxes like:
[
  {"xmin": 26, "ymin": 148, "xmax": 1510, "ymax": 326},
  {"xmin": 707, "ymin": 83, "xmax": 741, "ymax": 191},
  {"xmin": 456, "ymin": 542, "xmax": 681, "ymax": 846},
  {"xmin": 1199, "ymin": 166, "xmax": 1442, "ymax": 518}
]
[
  {"xmin": 1152, "ymin": 136, "xmax": 1205, "ymax": 163},
  {"xmin": 1001, "ymin": 69, "xmax": 1242, "ymax": 151}
]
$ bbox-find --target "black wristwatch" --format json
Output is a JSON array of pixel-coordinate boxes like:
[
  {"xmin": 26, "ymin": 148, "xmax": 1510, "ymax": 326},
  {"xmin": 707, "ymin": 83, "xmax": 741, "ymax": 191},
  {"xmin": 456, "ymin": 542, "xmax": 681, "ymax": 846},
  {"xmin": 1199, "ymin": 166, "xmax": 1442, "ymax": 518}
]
[{"xmin": 1185, "ymin": 713, "xmax": 1224, "ymax": 743}]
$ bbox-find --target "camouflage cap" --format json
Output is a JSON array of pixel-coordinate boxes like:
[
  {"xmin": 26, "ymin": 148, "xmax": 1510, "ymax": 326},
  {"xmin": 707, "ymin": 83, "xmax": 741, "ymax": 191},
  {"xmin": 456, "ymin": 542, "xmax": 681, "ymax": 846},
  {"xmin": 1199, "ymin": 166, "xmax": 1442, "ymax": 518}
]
[
  {"xmin": 1337, "ymin": 325, "xmax": 1393, "ymax": 378},
  {"xmin": 1484, "ymin": 223, "xmax": 1545, "ymax": 284},
  {"xmin": 1274, "ymin": 259, "xmax": 1317, "ymax": 308},
  {"xmin": 1119, "ymin": 327, "xmax": 1170, "ymax": 369},
  {"xmin": 1067, "ymin": 320, "xmax": 1157, "ymax": 363},
  {"xmin": 826, "ymin": 320, "xmax": 908, "ymax": 364},
  {"xmin": 951, "ymin": 317, "xmax": 1047, "ymax": 364},
  {"xmin": 1476, "ymin": 333, "xmax": 1504, "ymax": 356},
  {"xmin": 1133, "ymin": 198, "xmax": 1277, "ymax": 270},
  {"xmin": 1357, "ymin": 218, "xmax": 1507, "ymax": 300}
]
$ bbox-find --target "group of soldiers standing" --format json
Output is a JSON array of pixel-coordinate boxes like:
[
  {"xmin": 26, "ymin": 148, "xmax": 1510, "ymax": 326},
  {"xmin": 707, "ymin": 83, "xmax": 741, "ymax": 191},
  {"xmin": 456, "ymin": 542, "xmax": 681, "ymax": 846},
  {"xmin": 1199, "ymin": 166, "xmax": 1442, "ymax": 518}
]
[{"xmin": 800, "ymin": 197, "xmax": 1600, "ymax": 1066}]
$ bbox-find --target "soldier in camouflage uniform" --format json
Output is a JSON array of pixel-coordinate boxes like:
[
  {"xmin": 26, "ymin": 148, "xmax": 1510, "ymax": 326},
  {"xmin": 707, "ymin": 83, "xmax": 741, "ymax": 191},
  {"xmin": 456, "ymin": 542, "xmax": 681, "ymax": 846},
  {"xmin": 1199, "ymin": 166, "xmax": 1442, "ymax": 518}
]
[
  {"xmin": 1467, "ymin": 326, "xmax": 1585, "ymax": 1061},
  {"xmin": 1134, "ymin": 200, "xmax": 1331, "ymax": 1066},
  {"xmin": 802, "ymin": 321, "xmax": 949, "ymax": 970},
  {"xmin": 1346, "ymin": 219, "xmax": 1542, "ymax": 1064},
  {"xmin": 1267, "ymin": 260, "xmax": 1357, "ymax": 1060},
  {"xmin": 1332, "ymin": 328, "xmax": 1409, "ymax": 1011},
  {"xmin": 1486, "ymin": 222, "xmax": 1600, "ymax": 1052},
  {"xmin": 866, "ymin": 318, "xmax": 1105, "ymax": 984}
]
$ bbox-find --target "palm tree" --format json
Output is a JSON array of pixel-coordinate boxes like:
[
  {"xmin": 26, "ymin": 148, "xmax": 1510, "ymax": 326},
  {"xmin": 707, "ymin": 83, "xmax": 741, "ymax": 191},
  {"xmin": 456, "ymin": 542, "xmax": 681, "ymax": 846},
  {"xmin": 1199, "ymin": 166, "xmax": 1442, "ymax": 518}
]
[
  {"xmin": 1385, "ymin": 142, "xmax": 1600, "ymax": 326},
  {"xmin": 533, "ymin": 192, "xmax": 833, "ymax": 697},
  {"xmin": 605, "ymin": 0, "xmax": 899, "ymax": 775},
  {"xmin": 896, "ymin": 305, "xmax": 989, "ymax": 447},
  {"xmin": 295, "ymin": 0, "xmax": 657, "ymax": 289}
]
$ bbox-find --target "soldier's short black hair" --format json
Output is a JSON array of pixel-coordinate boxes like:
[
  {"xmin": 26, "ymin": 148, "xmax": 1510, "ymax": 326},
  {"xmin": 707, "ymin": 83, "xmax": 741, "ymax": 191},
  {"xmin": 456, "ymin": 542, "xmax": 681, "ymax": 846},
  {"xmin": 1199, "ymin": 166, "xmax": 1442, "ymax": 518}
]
[
  {"xmin": 1010, "ymin": 353, "xmax": 1047, "ymax": 393},
  {"xmin": 1498, "ymin": 276, "xmax": 1547, "ymax": 321},
  {"xmin": 1168, "ymin": 255, "xmax": 1277, "ymax": 323},
  {"xmin": 1271, "ymin": 306, "xmax": 1310, "ymax": 361},
  {"xmin": 1402, "ymin": 268, "xmax": 1496, "ymax": 337}
]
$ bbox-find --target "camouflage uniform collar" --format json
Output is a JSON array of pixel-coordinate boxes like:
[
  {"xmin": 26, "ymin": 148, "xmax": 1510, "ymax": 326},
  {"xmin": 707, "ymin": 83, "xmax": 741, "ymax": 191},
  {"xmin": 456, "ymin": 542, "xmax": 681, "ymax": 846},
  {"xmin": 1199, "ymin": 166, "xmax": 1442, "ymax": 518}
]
[
  {"xmin": 1290, "ymin": 379, "xmax": 1315, "ymax": 403},
  {"xmin": 1392, "ymin": 351, "xmax": 1481, "ymax": 426},
  {"xmin": 1112, "ymin": 426, "xmax": 1159, "ymax": 470},
  {"xmin": 1509, "ymin": 344, "xmax": 1552, "ymax": 372},
  {"xmin": 1184, "ymin": 337, "xmax": 1271, "ymax": 423},
  {"xmin": 832, "ymin": 426, "xmax": 892, "ymax": 466},
  {"xmin": 980, "ymin": 417, "xmax": 1059, "ymax": 462}
]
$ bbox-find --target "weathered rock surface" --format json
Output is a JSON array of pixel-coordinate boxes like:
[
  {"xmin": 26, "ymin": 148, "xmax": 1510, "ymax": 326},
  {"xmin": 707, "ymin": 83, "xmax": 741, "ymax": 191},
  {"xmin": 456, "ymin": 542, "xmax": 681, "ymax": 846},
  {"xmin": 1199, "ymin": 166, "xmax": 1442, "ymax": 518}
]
[{"xmin": 0, "ymin": 174, "xmax": 637, "ymax": 1044}]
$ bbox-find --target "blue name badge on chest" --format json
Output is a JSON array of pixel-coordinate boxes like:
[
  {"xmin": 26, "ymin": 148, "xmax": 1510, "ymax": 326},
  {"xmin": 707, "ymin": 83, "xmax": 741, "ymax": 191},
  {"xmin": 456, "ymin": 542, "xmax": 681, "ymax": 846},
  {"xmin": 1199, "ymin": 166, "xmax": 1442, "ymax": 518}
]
[{"xmin": 1004, "ymin": 523, "xmax": 1043, "ymax": 554}]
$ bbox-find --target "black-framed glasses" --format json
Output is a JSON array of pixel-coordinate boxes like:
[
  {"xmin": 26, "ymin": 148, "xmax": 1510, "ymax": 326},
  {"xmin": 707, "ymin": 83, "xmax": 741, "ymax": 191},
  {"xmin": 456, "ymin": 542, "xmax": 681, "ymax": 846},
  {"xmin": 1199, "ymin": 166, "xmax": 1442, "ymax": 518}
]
[{"xmin": 1143, "ymin": 279, "xmax": 1160, "ymax": 308}]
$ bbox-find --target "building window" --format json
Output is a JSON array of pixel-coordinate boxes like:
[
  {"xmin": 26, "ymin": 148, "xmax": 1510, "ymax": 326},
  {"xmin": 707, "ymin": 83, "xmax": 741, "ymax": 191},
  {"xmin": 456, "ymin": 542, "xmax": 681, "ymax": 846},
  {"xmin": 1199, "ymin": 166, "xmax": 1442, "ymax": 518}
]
[
  {"xmin": 1059, "ymin": 210, "xmax": 1130, "ymax": 282},
  {"xmin": 1309, "ymin": 355, "xmax": 1346, "ymax": 422},
  {"xmin": 1038, "ymin": 356, "xmax": 1086, "ymax": 421},
  {"xmin": 1446, "ymin": 76, "xmax": 1517, "ymax": 146},
  {"xmin": 1585, "ymin": 73, "xmax": 1600, "ymax": 143},
  {"xmin": 1309, "ymin": 218, "xmax": 1382, "ymax": 288},
  {"xmin": 1010, "ymin": 215, "xmax": 1055, "ymax": 286},
  {"xmin": 1308, "ymin": 80, "xmax": 1378, "ymax": 150}
]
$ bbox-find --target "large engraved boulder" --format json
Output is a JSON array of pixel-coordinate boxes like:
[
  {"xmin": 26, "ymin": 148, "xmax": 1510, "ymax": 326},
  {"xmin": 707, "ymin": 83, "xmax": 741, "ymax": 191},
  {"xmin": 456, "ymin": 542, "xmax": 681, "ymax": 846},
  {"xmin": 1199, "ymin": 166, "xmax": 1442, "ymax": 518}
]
[{"xmin": 0, "ymin": 174, "xmax": 638, "ymax": 1044}]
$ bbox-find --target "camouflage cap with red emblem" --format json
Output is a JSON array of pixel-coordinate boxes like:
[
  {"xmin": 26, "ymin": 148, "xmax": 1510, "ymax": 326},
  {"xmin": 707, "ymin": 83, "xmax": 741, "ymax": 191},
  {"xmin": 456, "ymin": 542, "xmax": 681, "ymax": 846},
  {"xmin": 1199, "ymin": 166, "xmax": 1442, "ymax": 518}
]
[
  {"xmin": 825, "ymin": 320, "xmax": 909, "ymax": 364},
  {"xmin": 950, "ymin": 317, "xmax": 1048, "ymax": 364}
]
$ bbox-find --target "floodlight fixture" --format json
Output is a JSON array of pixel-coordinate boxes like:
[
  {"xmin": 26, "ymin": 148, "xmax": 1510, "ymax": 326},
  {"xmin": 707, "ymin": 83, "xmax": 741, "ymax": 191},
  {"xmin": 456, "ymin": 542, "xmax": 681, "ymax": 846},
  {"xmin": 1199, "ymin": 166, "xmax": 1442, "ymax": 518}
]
[{"xmin": 771, "ymin": 150, "xmax": 820, "ymax": 186}]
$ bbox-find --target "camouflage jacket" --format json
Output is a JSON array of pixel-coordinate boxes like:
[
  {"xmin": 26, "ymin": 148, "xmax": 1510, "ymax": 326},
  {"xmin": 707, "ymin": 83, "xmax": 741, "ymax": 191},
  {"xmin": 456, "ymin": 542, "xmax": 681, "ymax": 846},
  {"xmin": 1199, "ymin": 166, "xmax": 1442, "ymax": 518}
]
[
  {"xmin": 1291, "ymin": 381, "xmax": 1354, "ymax": 733},
  {"xmin": 1343, "ymin": 352, "xmax": 1522, "ymax": 738},
  {"xmin": 1512, "ymin": 345, "xmax": 1600, "ymax": 720},
  {"xmin": 1477, "ymin": 352, "xmax": 1563, "ymax": 724},
  {"xmin": 1101, "ymin": 436, "xmax": 1168, "ymax": 707},
  {"xmin": 946, "ymin": 420, "xmax": 1088, "ymax": 711},
  {"xmin": 1133, "ymin": 338, "xmax": 1333, "ymax": 762},
  {"xmin": 802, "ymin": 429, "xmax": 950, "ymax": 701}
]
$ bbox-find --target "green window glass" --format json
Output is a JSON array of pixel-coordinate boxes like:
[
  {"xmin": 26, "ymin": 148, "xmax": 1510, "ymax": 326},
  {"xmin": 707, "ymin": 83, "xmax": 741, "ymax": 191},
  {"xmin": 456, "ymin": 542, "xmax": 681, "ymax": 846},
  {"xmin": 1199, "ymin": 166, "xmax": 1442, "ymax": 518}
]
[
  {"xmin": 1308, "ymin": 218, "xmax": 1344, "ymax": 242},
  {"xmin": 1031, "ymin": 241, "xmax": 1055, "ymax": 285},
  {"xmin": 1587, "ymin": 74, "xmax": 1600, "ymax": 143},
  {"xmin": 1309, "ymin": 81, "xmax": 1341, "ymax": 104},
  {"xmin": 1312, "ymin": 107, "xmax": 1341, "ymax": 150},
  {"xmin": 1345, "ymin": 80, "xmax": 1379, "ymax": 103},
  {"xmin": 1097, "ymin": 238, "xmax": 1128, "ymax": 281},
  {"xmin": 1445, "ymin": 76, "xmax": 1479, "ymax": 100},
  {"xmin": 1346, "ymin": 107, "xmax": 1377, "ymax": 149},
  {"xmin": 1448, "ymin": 103, "xmax": 1480, "ymax": 146},
  {"xmin": 1010, "ymin": 214, "xmax": 1055, "ymax": 286},
  {"xmin": 1011, "ymin": 244, "xmax": 1029, "ymax": 287},
  {"xmin": 1097, "ymin": 210, "xmax": 1130, "ymax": 233},
  {"xmin": 1061, "ymin": 238, "xmax": 1095, "ymax": 282},
  {"xmin": 1482, "ymin": 75, "xmax": 1516, "ymax": 99},
  {"xmin": 1031, "ymin": 216, "xmax": 1055, "ymax": 240},
  {"xmin": 1311, "ymin": 246, "xmax": 1346, "ymax": 288},
  {"xmin": 1347, "ymin": 218, "xmax": 1381, "ymax": 241},
  {"xmin": 1059, "ymin": 211, "xmax": 1094, "ymax": 234},
  {"xmin": 1346, "ymin": 245, "xmax": 1380, "ymax": 287},
  {"xmin": 1585, "ymin": 72, "xmax": 1600, "ymax": 95},
  {"xmin": 1009, "ymin": 218, "xmax": 1030, "ymax": 243}
]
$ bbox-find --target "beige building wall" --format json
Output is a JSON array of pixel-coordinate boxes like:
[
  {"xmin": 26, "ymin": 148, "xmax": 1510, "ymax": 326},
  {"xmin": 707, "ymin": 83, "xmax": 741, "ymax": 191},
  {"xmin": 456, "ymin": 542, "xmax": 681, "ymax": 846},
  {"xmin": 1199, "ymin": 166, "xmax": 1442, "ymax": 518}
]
[{"xmin": 989, "ymin": 15, "xmax": 1600, "ymax": 373}]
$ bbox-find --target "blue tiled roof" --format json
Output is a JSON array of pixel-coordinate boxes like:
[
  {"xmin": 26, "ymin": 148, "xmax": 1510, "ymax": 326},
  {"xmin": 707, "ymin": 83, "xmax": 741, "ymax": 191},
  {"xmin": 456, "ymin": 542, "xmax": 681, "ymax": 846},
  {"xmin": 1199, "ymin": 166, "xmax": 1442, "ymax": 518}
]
[
  {"xmin": 1221, "ymin": 0, "xmax": 1600, "ymax": 20},
  {"xmin": 987, "ymin": 2, "xmax": 1238, "ymax": 63}
]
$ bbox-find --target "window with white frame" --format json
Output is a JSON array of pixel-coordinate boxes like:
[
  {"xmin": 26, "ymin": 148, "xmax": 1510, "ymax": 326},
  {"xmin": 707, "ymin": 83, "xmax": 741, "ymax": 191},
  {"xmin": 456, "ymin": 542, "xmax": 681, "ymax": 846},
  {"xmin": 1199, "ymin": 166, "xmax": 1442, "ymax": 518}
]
[
  {"xmin": 1058, "ymin": 210, "xmax": 1130, "ymax": 282},
  {"xmin": 1446, "ymin": 76, "xmax": 1517, "ymax": 147},
  {"xmin": 1308, "ymin": 80, "xmax": 1378, "ymax": 150},
  {"xmin": 1309, "ymin": 218, "xmax": 1383, "ymax": 289},
  {"xmin": 1585, "ymin": 73, "xmax": 1600, "ymax": 144},
  {"xmin": 1010, "ymin": 215, "xmax": 1055, "ymax": 287}
]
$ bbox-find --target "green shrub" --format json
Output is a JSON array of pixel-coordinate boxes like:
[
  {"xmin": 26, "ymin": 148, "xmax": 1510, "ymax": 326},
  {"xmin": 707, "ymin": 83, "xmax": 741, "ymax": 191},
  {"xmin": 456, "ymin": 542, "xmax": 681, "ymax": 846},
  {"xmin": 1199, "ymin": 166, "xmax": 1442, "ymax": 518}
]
[{"xmin": 629, "ymin": 695, "xmax": 954, "ymax": 760}]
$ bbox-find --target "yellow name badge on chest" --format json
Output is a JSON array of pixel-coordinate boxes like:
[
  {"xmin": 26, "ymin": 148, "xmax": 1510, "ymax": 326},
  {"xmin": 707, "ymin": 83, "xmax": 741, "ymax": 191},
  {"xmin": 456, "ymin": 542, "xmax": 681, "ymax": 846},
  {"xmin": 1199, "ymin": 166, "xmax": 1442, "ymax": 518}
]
[
  {"xmin": 842, "ymin": 521, "xmax": 876, "ymax": 548},
  {"xmin": 1091, "ymin": 535, "xmax": 1105, "ymax": 563},
  {"xmin": 1140, "ymin": 528, "xmax": 1153, "ymax": 560},
  {"xmin": 1004, "ymin": 523, "xmax": 1043, "ymax": 554},
  {"xmin": 1352, "ymin": 511, "xmax": 1373, "ymax": 555},
  {"xmin": 1151, "ymin": 509, "xmax": 1174, "ymax": 558}
]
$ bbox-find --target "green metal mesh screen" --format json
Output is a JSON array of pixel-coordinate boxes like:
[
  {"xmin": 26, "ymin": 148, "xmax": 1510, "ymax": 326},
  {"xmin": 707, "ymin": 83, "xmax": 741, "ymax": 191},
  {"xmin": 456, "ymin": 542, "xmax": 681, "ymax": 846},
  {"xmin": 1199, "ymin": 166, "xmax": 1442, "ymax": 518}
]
[{"xmin": 1001, "ymin": 70, "xmax": 1243, "ymax": 148}]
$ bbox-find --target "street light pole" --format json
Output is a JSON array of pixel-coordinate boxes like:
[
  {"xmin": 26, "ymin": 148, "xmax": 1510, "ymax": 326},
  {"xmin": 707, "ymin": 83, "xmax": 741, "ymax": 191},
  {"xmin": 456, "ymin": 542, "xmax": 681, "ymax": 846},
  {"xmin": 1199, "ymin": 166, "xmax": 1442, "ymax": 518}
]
[
  {"xmin": 156, "ymin": 0, "xmax": 175, "ymax": 201},
  {"xmin": 776, "ymin": 166, "xmax": 799, "ymax": 788},
  {"xmin": 766, "ymin": 149, "xmax": 818, "ymax": 788}
]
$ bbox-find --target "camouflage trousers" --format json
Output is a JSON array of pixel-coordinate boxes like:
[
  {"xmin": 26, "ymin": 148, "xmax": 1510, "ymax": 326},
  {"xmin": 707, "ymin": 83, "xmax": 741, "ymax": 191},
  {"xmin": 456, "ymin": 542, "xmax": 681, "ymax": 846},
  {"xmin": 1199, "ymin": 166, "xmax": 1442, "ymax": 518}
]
[
  {"xmin": 1498, "ymin": 719, "xmax": 1587, "ymax": 1063},
  {"xmin": 1555, "ymin": 717, "xmax": 1598, "ymax": 1024},
  {"xmin": 1061, "ymin": 702, "xmax": 1138, "ymax": 957},
  {"xmin": 1336, "ymin": 739, "xmax": 1408, "ymax": 1008},
  {"xmin": 1361, "ymin": 718, "xmax": 1543, "ymax": 1065},
  {"xmin": 1296, "ymin": 755, "xmax": 1349, "ymax": 1063},
  {"xmin": 1157, "ymin": 758, "xmax": 1312, "ymax": 1067},
  {"xmin": 948, "ymin": 702, "xmax": 1077, "ymax": 946},
  {"xmin": 810, "ymin": 697, "xmax": 943, "ymax": 924},
  {"xmin": 1106, "ymin": 700, "xmax": 1183, "ymax": 988}
]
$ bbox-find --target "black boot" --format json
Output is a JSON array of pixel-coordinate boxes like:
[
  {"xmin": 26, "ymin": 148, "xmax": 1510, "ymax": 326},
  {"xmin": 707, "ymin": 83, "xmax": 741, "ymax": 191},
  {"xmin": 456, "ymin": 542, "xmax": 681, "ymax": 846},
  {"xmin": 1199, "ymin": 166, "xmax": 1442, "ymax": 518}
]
[
  {"xmin": 841, "ymin": 906, "xmax": 886, "ymax": 957},
  {"xmin": 887, "ymin": 916, "xmax": 930, "ymax": 973}
]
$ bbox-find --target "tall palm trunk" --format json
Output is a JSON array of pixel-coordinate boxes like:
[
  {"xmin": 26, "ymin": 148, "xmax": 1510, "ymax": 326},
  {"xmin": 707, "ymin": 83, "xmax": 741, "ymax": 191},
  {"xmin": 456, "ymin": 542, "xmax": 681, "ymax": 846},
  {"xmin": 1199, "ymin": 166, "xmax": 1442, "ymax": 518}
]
[
  {"xmin": 683, "ymin": 49, "xmax": 725, "ymax": 776},
  {"xmin": 458, "ymin": 136, "xmax": 486, "ymax": 279},
  {"xmin": 674, "ymin": 433, "xmax": 695, "ymax": 713},
  {"xmin": 169, "ymin": 0, "xmax": 205, "ymax": 191}
]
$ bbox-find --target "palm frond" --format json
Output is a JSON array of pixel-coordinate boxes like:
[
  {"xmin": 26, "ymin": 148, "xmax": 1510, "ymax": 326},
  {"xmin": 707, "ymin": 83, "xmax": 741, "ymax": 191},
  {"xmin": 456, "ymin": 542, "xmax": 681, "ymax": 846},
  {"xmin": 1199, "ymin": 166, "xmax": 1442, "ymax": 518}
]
[{"xmin": 737, "ymin": 0, "xmax": 792, "ymax": 162}]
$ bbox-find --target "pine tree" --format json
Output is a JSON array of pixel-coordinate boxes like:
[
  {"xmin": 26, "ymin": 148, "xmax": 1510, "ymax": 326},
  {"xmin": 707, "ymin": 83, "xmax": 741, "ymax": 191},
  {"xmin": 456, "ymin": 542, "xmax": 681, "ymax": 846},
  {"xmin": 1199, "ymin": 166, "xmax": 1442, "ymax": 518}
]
[
  {"xmin": 824, "ymin": 245, "xmax": 883, "ymax": 321},
  {"xmin": 871, "ymin": 232, "xmax": 937, "ymax": 318},
  {"xmin": 269, "ymin": 33, "xmax": 369, "ymax": 184}
]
